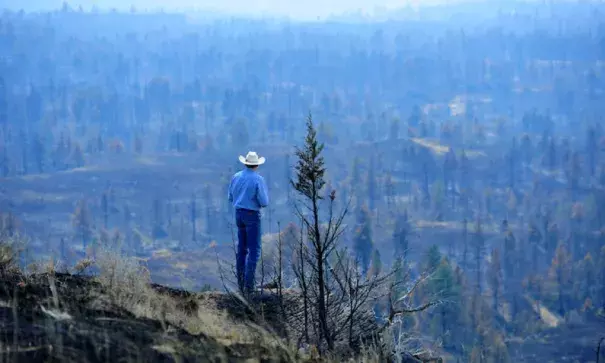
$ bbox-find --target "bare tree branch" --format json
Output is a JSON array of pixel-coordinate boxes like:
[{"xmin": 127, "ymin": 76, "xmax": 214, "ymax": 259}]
[{"xmin": 396, "ymin": 272, "xmax": 432, "ymax": 303}]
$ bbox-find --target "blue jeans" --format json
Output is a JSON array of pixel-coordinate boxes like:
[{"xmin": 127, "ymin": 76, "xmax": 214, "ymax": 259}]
[{"xmin": 235, "ymin": 208, "xmax": 261, "ymax": 293}]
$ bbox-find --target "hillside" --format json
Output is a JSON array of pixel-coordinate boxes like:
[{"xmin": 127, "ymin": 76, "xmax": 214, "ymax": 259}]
[
  {"xmin": 0, "ymin": 249, "xmax": 446, "ymax": 363},
  {"xmin": 1, "ymin": 257, "xmax": 599, "ymax": 363},
  {"xmin": 0, "ymin": 267, "xmax": 298, "ymax": 362}
]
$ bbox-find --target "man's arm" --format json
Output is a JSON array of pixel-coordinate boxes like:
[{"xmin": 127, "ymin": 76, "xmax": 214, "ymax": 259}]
[{"xmin": 256, "ymin": 177, "xmax": 269, "ymax": 208}]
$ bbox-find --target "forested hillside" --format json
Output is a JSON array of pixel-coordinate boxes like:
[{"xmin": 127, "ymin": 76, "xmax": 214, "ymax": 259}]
[{"xmin": 0, "ymin": 2, "xmax": 604, "ymax": 362}]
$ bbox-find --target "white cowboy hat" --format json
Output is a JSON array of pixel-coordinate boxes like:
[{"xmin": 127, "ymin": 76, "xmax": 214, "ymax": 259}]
[{"xmin": 239, "ymin": 151, "xmax": 266, "ymax": 166}]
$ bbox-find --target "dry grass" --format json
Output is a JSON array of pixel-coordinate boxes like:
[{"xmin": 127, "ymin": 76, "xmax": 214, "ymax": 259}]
[
  {"xmin": 93, "ymin": 247, "xmax": 298, "ymax": 361},
  {"xmin": 134, "ymin": 156, "xmax": 164, "ymax": 166},
  {"xmin": 95, "ymin": 247, "xmax": 154, "ymax": 314},
  {"xmin": 18, "ymin": 190, "xmax": 71, "ymax": 202},
  {"xmin": 410, "ymin": 137, "xmax": 486, "ymax": 158},
  {"xmin": 0, "ymin": 233, "xmax": 26, "ymax": 276},
  {"xmin": 415, "ymin": 220, "xmax": 460, "ymax": 230},
  {"xmin": 523, "ymin": 294, "xmax": 562, "ymax": 328},
  {"xmin": 411, "ymin": 138, "xmax": 451, "ymax": 155}
]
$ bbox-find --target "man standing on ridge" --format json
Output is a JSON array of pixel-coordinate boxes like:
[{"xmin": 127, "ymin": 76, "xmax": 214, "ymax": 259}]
[{"xmin": 228, "ymin": 151, "xmax": 269, "ymax": 294}]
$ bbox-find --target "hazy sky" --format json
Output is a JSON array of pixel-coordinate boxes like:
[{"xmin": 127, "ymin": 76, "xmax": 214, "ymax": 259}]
[{"xmin": 15, "ymin": 0, "xmax": 453, "ymax": 20}]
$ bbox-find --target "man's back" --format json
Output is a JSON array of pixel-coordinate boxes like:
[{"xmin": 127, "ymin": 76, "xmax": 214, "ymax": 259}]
[{"xmin": 228, "ymin": 168, "xmax": 269, "ymax": 211}]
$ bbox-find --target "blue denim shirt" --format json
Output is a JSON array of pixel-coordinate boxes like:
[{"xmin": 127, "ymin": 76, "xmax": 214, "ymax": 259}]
[{"xmin": 228, "ymin": 168, "xmax": 269, "ymax": 211}]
